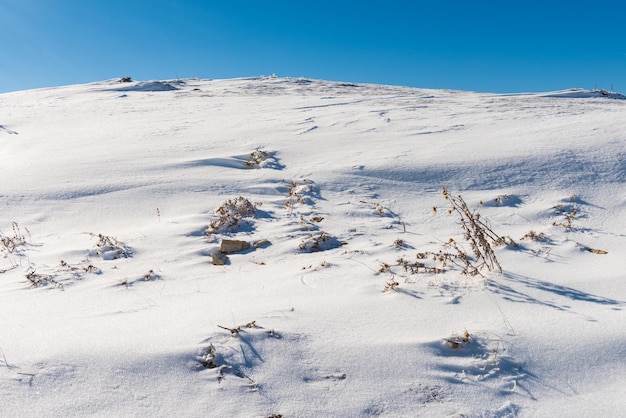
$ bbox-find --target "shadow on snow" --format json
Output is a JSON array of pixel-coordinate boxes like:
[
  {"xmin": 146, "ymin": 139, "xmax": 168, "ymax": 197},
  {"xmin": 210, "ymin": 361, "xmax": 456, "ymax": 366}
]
[{"xmin": 487, "ymin": 272, "xmax": 625, "ymax": 312}]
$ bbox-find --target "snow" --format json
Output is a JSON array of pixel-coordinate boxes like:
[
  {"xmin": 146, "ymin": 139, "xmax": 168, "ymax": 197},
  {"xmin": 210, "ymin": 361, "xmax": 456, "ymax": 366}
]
[{"xmin": 1, "ymin": 76, "xmax": 625, "ymax": 417}]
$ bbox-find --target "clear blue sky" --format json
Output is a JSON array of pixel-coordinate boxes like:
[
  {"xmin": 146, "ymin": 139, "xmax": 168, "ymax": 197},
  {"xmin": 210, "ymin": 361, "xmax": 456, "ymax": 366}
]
[{"xmin": 1, "ymin": 0, "xmax": 624, "ymax": 93}]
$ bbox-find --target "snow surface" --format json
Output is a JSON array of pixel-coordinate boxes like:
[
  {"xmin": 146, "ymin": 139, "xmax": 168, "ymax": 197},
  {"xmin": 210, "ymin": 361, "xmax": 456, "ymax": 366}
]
[{"xmin": 1, "ymin": 77, "xmax": 625, "ymax": 417}]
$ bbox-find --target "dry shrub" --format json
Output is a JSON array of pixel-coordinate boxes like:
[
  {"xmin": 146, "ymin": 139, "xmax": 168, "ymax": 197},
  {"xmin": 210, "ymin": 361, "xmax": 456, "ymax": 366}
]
[
  {"xmin": 383, "ymin": 277, "xmax": 400, "ymax": 292},
  {"xmin": 442, "ymin": 329, "xmax": 472, "ymax": 349},
  {"xmin": 206, "ymin": 196, "xmax": 258, "ymax": 235},
  {"xmin": 520, "ymin": 230, "xmax": 547, "ymax": 242},
  {"xmin": 0, "ymin": 222, "xmax": 28, "ymax": 256},
  {"xmin": 299, "ymin": 231, "xmax": 341, "ymax": 252},
  {"xmin": 245, "ymin": 149, "xmax": 270, "ymax": 167},
  {"xmin": 92, "ymin": 233, "xmax": 133, "ymax": 259},
  {"xmin": 25, "ymin": 270, "xmax": 61, "ymax": 288},
  {"xmin": 26, "ymin": 259, "xmax": 101, "ymax": 289},
  {"xmin": 551, "ymin": 194, "xmax": 580, "ymax": 230},
  {"xmin": 551, "ymin": 205, "xmax": 577, "ymax": 229},
  {"xmin": 285, "ymin": 180, "xmax": 311, "ymax": 209},
  {"xmin": 1, "ymin": 222, "xmax": 30, "ymax": 271},
  {"xmin": 438, "ymin": 188, "xmax": 514, "ymax": 276}
]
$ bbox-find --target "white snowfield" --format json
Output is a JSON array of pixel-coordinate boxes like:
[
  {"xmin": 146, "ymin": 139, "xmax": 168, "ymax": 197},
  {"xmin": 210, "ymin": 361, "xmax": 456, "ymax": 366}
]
[{"xmin": 1, "ymin": 77, "xmax": 625, "ymax": 417}]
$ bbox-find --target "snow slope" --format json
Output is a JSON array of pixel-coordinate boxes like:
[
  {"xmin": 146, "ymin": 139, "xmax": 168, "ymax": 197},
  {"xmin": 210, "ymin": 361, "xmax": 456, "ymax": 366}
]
[{"xmin": 1, "ymin": 77, "xmax": 625, "ymax": 417}]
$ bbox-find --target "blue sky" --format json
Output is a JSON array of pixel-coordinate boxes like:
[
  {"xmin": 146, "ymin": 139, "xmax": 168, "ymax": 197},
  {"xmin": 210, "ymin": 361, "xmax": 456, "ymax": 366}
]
[{"xmin": 1, "ymin": 0, "xmax": 624, "ymax": 93}]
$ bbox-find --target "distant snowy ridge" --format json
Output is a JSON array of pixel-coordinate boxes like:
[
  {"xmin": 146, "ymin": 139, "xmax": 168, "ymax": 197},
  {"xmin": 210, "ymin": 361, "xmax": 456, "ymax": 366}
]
[
  {"xmin": 539, "ymin": 88, "xmax": 626, "ymax": 99},
  {"xmin": 95, "ymin": 76, "xmax": 626, "ymax": 99}
]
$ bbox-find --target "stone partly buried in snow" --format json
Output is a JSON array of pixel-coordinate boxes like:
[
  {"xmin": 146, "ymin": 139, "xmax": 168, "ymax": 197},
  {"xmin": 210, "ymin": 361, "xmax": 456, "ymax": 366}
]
[
  {"xmin": 211, "ymin": 252, "xmax": 229, "ymax": 266},
  {"xmin": 219, "ymin": 239, "xmax": 251, "ymax": 254},
  {"xmin": 211, "ymin": 239, "xmax": 250, "ymax": 266},
  {"xmin": 211, "ymin": 239, "xmax": 270, "ymax": 265},
  {"xmin": 210, "ymin": 239, "xmax": 249, "ymax": 266}
]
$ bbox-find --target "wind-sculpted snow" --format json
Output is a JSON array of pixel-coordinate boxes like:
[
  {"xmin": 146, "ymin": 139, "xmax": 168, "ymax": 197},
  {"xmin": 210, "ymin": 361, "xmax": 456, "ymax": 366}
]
[
  {"xmin": 108, "ymin": 80, "xmax": 179, "ymax": 92},
  {"xmin": 1, "ymin": 77, "xmax": 625, "ymax": 417},
  {"xmin": 350, "ymin": 149, "xmax": 626, "ymax": 192},
  {"xmin": 539, "ymin": 88, "xmax": 626, "ymax": 100}
]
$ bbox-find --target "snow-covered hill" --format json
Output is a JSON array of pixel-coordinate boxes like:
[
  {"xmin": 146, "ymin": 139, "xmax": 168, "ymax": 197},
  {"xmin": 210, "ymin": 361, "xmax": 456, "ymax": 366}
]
[{"xmin": 1, "ymin": 77, "xmax": 625, "ymax": 417}]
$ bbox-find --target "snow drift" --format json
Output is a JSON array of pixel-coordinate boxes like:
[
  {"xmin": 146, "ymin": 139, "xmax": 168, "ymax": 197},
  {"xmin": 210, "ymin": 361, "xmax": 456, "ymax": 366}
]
[{"xmin": 1, "ymin": 77, "xmax": 625, "ymax": 417}]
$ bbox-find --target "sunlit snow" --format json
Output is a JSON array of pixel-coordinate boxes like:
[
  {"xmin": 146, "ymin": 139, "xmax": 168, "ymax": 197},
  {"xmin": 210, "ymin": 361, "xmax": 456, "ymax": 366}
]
[{"xmin": 1, "ymin": 77, "xmax": 625, "ymax": 417}]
